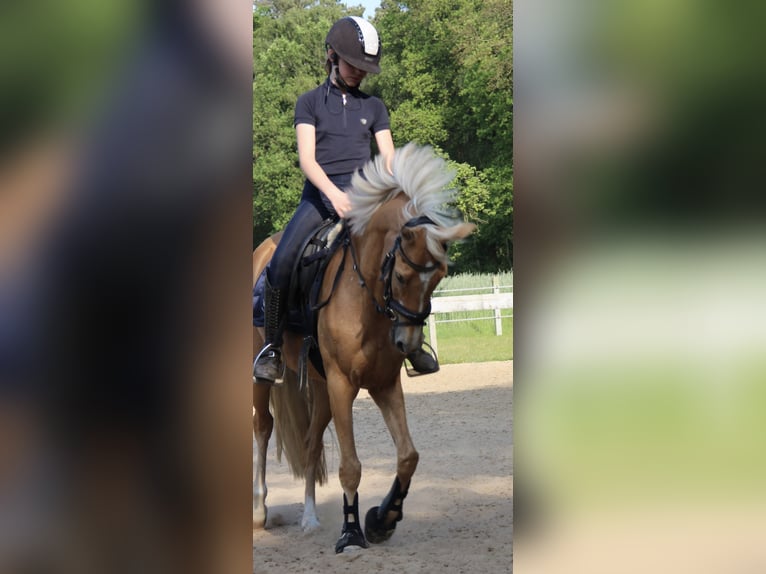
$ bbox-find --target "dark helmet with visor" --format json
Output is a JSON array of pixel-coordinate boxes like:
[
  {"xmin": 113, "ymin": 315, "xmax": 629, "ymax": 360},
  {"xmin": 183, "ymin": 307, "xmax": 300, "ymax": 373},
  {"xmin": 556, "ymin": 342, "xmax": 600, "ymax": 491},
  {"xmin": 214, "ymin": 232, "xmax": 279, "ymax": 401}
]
[{"xmin": 325, "ymin": 16, "xmax": 382, "ymax": 74}]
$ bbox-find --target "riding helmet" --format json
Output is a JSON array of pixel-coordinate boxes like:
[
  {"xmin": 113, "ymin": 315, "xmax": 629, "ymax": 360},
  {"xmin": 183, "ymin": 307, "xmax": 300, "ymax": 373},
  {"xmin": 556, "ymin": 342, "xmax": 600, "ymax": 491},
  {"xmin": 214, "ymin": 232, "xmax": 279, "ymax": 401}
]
[{"xmin": 325, "ymin": 16, "xmax": 382, "ymax": 74}]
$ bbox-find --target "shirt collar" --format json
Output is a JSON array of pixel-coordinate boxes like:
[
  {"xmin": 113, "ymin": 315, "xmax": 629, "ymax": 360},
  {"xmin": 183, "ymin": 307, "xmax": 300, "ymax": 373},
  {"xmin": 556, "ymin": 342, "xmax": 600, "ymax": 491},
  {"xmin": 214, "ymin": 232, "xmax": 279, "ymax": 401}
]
[{"xmin": 325, "ymin": 76, "xmax": 362, "ymax": 98}]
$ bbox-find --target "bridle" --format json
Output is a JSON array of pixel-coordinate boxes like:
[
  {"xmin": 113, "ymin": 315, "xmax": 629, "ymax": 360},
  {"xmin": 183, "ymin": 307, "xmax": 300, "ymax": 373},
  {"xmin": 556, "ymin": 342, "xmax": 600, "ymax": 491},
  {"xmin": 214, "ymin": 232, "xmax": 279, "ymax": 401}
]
[{"xmin": 347, "ymin": 216, "xmax": 437, "ymax": 327}]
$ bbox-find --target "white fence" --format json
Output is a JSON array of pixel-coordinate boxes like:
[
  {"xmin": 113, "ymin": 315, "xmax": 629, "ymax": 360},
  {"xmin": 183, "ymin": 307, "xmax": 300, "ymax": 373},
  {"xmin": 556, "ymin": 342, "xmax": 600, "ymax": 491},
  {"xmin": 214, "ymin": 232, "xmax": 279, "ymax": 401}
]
[{"xmin": 427, "ymin": 276, "xmax": 513, "ymax": 355}]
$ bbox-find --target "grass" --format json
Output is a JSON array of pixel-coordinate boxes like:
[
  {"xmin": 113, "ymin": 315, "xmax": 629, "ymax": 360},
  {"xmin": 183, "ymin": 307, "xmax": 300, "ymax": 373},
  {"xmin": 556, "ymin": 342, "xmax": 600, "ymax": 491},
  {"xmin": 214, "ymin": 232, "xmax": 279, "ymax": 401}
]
[
  {"xmin": 425, "ymin": 316, "xmax": 513, "ymax": 364},
  {"xmin": 423, "ymin": 272, "xmax": 513, "ymax": 364}
]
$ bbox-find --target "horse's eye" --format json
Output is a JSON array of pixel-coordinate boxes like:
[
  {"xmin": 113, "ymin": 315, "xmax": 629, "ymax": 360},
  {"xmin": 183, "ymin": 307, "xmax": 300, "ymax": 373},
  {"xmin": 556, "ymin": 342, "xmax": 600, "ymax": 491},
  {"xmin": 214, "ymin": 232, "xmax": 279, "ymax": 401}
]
[{"xmin": 395, "ymin": 273, "xmax": 405, "ymax": 284}]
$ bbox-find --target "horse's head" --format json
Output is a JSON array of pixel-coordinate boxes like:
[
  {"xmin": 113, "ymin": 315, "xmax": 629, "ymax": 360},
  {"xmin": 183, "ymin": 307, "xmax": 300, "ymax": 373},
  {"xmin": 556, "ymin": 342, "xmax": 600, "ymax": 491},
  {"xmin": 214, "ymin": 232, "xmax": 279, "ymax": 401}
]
[
  {"xmin": 346, "ymin": 143, "xmax": 476, "ymax": 355},
  {"xmin": 383, "ymin": 218, "xmax": 474, "ymax": 354}
]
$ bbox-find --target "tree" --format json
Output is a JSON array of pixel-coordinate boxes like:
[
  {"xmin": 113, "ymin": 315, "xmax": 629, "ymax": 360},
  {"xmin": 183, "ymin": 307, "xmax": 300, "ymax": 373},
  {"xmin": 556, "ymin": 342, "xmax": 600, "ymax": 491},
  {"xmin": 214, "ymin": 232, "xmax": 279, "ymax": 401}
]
[
  {"xmin": 370, "ymin": 0, "xmax": 513, "ymax": 270},
  {"xmin": 252, "ymin": 0, "xmax": 513, "ymax": 271}
]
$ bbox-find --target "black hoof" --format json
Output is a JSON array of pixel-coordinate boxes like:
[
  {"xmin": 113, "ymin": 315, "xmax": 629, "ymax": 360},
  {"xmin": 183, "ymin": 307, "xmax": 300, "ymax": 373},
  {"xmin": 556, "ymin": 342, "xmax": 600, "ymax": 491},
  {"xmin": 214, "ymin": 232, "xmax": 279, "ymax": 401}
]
[
  {"xmin": 364, "ymin": 506, "xmax": 397, "ymax": 544},
  {"xmin": 334, "ymin": 523, "xmax": 369, "ymax": 554}
]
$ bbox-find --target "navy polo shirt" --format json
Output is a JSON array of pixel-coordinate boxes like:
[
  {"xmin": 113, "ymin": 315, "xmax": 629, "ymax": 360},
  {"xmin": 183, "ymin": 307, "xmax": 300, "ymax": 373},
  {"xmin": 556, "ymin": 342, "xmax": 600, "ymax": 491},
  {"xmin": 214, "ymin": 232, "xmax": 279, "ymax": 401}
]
[{"xmin": 294, "ymin": 78, "xmax": 390, "ymax": 176}]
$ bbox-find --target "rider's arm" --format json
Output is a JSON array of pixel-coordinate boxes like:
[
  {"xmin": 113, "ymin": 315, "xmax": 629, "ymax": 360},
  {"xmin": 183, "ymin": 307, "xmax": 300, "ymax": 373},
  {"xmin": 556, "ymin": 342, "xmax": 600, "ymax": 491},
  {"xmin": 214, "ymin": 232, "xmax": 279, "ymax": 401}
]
[
  {"xmin": 296, "ymin": 123, "xmax": 352, "ymax": 218},
  {"xmin": 374, "ymin": 129, "xmax": 395, "ymax": 175}
]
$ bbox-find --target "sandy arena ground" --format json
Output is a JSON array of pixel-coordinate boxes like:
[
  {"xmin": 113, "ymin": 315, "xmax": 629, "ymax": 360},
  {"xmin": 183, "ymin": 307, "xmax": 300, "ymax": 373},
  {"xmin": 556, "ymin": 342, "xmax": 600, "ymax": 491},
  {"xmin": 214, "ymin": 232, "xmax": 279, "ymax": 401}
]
[{"xmin": 253, "ymin": 361, "xmax": 513, "ymax": 573}]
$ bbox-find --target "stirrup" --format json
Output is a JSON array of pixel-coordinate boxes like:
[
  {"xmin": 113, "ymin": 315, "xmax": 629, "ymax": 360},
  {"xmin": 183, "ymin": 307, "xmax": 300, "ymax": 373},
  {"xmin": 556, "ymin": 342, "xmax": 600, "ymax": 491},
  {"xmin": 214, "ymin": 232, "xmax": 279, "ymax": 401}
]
[
  {"xmin": 404, "ymin": 342, "xmax": 439, "ymax": 378},
  {"xmin": 253, "ymin": 342, "xmax": 285, "ymax": 386}
]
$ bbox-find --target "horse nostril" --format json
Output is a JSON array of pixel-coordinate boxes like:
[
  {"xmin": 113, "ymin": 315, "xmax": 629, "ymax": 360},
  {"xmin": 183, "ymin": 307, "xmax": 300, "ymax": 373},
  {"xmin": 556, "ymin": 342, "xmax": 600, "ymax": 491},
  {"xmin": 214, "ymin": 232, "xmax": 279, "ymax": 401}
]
[{"xmin": 396, "ymin": 341, "xmax": 406, "ymax": 354}]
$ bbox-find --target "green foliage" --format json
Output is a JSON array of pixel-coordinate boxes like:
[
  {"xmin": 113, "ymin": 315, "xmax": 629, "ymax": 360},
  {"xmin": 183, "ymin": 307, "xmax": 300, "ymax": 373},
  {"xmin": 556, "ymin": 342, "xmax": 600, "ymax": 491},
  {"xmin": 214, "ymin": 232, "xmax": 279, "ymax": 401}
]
[
  {"xmin": 453, "ymin": 163, "xmax": 513, "ymax": 272},
  {"xmin": 252, "ymin": 0, "xmax": 513, "ymax": 271},
  {"xmin": 450, "ymin": 0, "xmax": 513, "ymax": 168},
  {"xmin": 389, "ymin": 101, "xmax": 449, "ymax": 147}
]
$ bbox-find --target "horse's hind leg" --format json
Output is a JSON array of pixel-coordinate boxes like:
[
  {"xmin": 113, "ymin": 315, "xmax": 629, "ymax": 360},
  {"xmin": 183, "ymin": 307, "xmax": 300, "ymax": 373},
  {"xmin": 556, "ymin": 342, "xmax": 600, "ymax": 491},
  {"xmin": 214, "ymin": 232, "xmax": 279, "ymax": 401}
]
[
  {"xmin": 365, "ymin": 376, "xmax": 419, "ymax": 543},
  {"xmin": 301, "ymin": 378, "xmax": 331, "ymax": 532},
  {"xmin": 253, "ymin": 383, "xmax": 272, "ymax": 529}
]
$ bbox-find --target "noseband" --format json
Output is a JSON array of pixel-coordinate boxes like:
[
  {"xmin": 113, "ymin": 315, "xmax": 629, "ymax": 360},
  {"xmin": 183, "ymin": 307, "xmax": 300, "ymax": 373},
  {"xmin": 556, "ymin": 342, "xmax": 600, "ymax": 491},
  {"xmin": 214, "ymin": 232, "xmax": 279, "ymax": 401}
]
[{"xmin": 348, "ymin": 216, "xmax": 436, "ymax": 327}]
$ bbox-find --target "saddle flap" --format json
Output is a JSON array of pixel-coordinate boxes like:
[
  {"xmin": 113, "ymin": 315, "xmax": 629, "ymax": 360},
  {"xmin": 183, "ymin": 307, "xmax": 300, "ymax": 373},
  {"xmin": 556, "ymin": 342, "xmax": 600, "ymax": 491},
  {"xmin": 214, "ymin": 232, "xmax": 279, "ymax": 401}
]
[{"xmin": 288, "ymin": 218, "xmax": 344, "ymax": 313}]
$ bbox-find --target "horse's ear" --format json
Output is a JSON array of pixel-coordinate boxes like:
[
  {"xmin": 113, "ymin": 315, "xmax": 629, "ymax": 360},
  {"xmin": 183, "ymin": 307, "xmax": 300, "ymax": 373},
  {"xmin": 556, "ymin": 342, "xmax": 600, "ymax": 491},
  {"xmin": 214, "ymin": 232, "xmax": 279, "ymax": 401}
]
[{"xmin": 452, "ymin": 223, "xmax": 476, "ymax": 240}]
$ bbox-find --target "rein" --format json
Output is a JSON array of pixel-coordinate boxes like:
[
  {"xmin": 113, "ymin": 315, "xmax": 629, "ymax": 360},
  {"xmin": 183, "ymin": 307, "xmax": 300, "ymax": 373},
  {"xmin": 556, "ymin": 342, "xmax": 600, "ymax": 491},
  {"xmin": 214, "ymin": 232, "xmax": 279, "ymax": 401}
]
[{"xmin": 347, "ymin": 216, "xmax": 436, "ymax": 327}]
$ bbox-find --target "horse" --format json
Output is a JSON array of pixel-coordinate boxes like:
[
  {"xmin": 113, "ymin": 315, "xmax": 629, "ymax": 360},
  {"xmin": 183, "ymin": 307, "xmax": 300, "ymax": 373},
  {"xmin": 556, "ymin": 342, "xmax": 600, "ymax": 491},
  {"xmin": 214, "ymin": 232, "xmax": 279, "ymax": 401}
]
[{"xmin": 252, "ymin": 143, "xmax": 475, "ymax": 553}]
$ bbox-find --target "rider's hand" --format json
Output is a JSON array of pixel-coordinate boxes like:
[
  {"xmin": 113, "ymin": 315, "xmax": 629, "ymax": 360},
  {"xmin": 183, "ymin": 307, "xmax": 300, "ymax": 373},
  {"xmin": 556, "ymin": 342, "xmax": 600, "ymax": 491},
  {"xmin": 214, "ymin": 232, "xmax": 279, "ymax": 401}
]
[{"xmin": 328, "ymin": 188, "xmax": 351, "ymax": 218}]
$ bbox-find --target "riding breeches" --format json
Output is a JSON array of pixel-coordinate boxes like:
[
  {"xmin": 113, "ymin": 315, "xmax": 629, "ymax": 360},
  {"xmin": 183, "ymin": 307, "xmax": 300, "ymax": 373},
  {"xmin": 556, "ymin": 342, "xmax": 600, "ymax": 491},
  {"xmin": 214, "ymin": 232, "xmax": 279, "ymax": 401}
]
[
  {"xmin": 265, "ymin": 173, "xmax": 354, "ymax": 289},
  {"xmin": 266, "ymin": 199, "xmax": 330, "ymax": 290},
  {"xmin": 252, "ymin": 174, "xmax": 354, "ymax": 326}
]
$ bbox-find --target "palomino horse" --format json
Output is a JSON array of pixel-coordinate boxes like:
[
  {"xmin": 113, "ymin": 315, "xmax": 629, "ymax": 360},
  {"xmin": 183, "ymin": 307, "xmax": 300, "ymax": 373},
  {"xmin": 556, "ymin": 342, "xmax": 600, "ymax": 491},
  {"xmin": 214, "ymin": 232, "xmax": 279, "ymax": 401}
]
[{"xmin": 253, "ymin": 143, "xmax": 475, "ymax": 553}]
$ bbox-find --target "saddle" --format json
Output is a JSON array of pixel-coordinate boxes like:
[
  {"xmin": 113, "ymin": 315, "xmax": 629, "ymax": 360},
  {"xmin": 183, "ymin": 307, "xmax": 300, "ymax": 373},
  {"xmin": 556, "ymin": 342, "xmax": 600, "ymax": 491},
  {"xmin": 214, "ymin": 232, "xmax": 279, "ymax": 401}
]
[{"xmin": 254, "ymin": 218, "xmax": 348, "ymax": 382}]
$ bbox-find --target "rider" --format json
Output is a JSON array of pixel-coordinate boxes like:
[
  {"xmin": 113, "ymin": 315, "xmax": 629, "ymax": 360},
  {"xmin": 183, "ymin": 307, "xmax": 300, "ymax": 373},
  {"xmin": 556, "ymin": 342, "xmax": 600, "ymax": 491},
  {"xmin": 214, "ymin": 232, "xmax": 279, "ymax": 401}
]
[{"xmin": 254, "ymin": 16, "xmax": 439, "ymax": 382}]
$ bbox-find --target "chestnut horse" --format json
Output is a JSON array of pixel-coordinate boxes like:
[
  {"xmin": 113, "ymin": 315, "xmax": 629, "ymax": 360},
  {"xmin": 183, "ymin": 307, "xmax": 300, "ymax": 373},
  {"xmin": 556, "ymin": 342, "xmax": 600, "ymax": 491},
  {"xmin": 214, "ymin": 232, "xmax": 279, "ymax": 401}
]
[{"xmin": 253, "ymin": 143, "xmax": 475, "ymax": 553}]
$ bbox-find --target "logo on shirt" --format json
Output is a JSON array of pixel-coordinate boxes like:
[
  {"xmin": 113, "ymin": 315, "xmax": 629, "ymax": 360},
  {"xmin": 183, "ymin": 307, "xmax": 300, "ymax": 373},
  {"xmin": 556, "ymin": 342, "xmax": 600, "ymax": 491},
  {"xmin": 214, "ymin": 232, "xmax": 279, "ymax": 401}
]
[{"xmin": 360, "ymin": 118, "xmax": 368, "ymax": 125}]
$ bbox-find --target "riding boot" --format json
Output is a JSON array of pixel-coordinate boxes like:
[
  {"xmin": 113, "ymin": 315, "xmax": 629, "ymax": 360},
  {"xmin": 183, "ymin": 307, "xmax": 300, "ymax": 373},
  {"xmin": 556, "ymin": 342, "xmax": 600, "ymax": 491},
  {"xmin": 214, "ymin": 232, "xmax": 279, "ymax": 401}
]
[
  {"xmin": 254, "ymin": 277, "xmax": 287, "ymax": 382},
  {"xmin": 406, "ymin": 345, "xmax": 439, "ymax": 375}
]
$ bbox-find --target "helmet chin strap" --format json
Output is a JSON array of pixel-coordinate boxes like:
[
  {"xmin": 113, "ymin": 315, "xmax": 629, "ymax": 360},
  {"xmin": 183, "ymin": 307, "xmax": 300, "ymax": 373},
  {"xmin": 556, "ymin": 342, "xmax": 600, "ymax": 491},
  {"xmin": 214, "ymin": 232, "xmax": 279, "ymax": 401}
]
[{"xmin": 332, "ymin": 63, "xmax": 352, "ymax": 92}]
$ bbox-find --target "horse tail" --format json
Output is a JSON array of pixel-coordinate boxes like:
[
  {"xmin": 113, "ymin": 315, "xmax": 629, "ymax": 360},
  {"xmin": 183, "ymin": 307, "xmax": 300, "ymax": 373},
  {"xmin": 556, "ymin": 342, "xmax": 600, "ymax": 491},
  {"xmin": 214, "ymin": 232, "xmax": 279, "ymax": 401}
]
[{"xmin": 269, "ymin": 368, "xmax": 328, "ymax": 485}]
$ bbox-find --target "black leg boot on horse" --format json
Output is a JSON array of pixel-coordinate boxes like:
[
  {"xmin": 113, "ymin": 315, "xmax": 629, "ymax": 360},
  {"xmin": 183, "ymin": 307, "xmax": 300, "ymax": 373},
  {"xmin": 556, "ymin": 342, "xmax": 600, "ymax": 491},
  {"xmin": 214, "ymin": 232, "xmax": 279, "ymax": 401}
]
[{"xmin": 254, "ymin": 275, "xmax": 287, "ymax": 384}]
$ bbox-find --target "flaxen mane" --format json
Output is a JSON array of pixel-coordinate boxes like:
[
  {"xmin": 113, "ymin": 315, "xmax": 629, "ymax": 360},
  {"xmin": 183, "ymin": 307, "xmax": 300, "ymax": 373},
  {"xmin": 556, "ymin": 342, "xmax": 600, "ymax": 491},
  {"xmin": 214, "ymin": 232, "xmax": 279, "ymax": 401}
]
[{"xmin": 346, "ymin": 143, "xmax": 468, "ymax": 264}]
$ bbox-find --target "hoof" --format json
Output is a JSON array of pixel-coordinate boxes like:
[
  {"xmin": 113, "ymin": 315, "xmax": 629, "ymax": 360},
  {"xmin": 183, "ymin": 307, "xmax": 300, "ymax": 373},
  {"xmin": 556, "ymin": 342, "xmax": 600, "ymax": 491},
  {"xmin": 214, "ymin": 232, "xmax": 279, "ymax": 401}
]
[
  {"xmin": 253, "ymin": 506, "xmax": 267, "ymax": 530},
  {"xmin": 334, "ymin": 523, "xmax": 369, "ymax": 554},
  {"xmin": 301, "ymin": 515, "xmax": 321, "ymax": 533},
  {"xmin": 364, "ymin": 506, "xmax": 396, "ymax": 544}
]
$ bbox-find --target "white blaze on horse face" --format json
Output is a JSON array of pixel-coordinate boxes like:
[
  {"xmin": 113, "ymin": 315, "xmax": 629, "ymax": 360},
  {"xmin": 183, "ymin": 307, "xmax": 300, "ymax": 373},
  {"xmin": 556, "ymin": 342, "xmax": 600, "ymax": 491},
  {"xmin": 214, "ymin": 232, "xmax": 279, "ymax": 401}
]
[
  {"xmin": 418, "ymin": 268, "xmax": 437, "ymax": 311},
  {"xmin": 393, "ymin": 265, "xmax": 438, "ymax": 353}
]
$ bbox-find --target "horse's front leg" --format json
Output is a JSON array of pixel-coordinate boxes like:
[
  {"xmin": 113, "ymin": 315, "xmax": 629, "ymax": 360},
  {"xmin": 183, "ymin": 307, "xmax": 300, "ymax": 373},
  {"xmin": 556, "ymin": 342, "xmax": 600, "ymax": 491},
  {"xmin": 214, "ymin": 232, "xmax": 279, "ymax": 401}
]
[
  {"xmin": 365, "ymin": 375, "xmax": 419, "ymax": 543},
  {"xmin": 253, "ymin": 383, "xmax": 272, "ymax": 529},
  {"xmin": 327, "ymin": 374, "xmax": 368, "ymax": 553}
]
